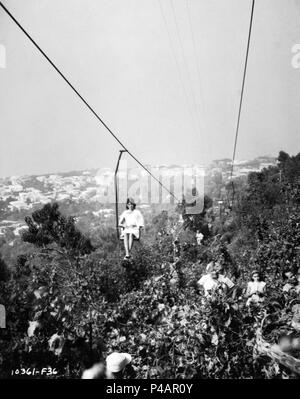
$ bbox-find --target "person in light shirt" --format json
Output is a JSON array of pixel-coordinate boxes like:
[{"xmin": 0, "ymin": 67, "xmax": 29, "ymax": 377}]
[
  {"xmin": 119, "ymin": 197, "xmax": 144, "ymax": 260},
  {"xmin": 197, "ymin": 270, "xmax": 219, "ymax": 296},
  {"xmin": 245, "ymin": 270, "xmax": 266, "ymax": 306},
  {"xmin": 197, "ymin": 268, "xmax": 235, "ymax": 297},
  {"xmin": 282, "ymin": 270, "xmax": 298, "ymax": 294},
  {"xmin": 196, "ymin": 230, "xmax": 204, "ymax": 245},
  {"xmin": 296, "ymin": 271, "xmax": 300, "ymax": 295}
]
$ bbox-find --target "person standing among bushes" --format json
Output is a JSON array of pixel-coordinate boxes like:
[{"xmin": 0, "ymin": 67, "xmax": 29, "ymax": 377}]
[
  {"xmin": 296, "ymin": 271, "xmax": 300, "ymax": 295},
  {"xmin": 245, "ymin": 270, "xmax": 266, "ymax": 306},
  {"xmin": 282, "ymin": 270, "xmax": 298, "ymax": 294},
  {"xmin": 213, "ymin": 261, "xmax": 235, "ymax": 295},
  {"xmin": 197, "ymin": 267, "xmax": 234, "ymax": 297},
  {"xmin": 196, "ymin": 230, "xmax": 204, "ymax": 245},
  {"xmin": 173, "ymin": 238, "xmax": 181, "ymax": 260},
  {"xmin": 197, "ymin": 268, "xmax": 220, "ymax": 296}
]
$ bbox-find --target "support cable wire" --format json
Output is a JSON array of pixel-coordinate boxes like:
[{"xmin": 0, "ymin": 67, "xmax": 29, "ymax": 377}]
[
  {"xmin": 0, "ymin": 1, "xmax": 178, "ymax": 201},
  {"xmin": 229, "ymin": 0, "xmax": 255, "ymax": 204},
  {"xmin": 158, "ymin": 0, "xmax": 198, "ymax": 140},
  {"xmin": 170, "ymin": 0, "xmax": 203, "ymax": 143},
  {"xmin": 185, "ymin": 0, "xmax": 208, "ymax": 139}
]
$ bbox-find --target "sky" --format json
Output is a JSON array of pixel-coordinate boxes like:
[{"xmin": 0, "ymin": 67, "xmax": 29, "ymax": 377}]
[{"xmin": 0, "ymin": 0, "xmax": 299, "ymax": 178}]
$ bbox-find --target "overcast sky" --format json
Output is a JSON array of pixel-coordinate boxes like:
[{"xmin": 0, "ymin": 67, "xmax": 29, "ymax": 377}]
[{"xmin": 0, "ymin": 0, "xmax": 299, "ymax": 177}]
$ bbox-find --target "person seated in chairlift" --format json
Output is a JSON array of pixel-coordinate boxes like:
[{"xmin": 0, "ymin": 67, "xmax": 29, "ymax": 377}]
[{"xmin": 119, "ymin": 197, "xmax": 144, "ymax": 260}]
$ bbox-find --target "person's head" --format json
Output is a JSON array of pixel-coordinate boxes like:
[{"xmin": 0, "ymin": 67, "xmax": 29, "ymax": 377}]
[
  {"xmin": 251, "ymin": 270, "xmax": 261, "ymax": 282},
  {"xmin": 126, "ymin": 197, "xmax": 136, "ymax": 210},
  {"xmin": 214, "ymin": 262, "xmax": 223, "ymax": 274},
  {"xmin": 106, "ymin": 352, "xmax": 132, "ymax": 379},
  {"xmin": 210, "ymin": 270, "xmax": 219, "ymax": 280}
]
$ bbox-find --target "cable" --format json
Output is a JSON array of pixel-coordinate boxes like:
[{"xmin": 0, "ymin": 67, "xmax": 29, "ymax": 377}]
[
  {"xmin": 170, "ymin": 0, "xmax": 203, "ymax": 144},
  {"xmin": 186, "ymin": 0, "xmax": 208, "ymax": 139},
  {"xmin": 229, "ymin": 0, "xmax": 255, "ymax": 203},
  {"xmin": 157, "ymin": 0, "xmax": 198, "ymax": 139},
  {"xmin": 0, "ymin": 1, "xmax": 178, "ymax": 201}
]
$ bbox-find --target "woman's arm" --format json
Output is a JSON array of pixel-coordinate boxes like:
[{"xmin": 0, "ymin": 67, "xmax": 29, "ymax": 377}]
[
  {"xmin": 245, "ymin": 283, "xmax": 251, "ymax": 298},
  {"xmin": 136, "ymin": 210, "xmax": 144, "ymax": 228},
  {"xmin": 119, "ymin": 212, "xmax": 126, "ymax": 227}
]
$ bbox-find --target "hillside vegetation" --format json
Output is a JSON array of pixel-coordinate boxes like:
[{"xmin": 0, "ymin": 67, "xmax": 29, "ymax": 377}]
[{"xmin": 0, "ymin": 151, "xmax": 300, "ymax": 379}]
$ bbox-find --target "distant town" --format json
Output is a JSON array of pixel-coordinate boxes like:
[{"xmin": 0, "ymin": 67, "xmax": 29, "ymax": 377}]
[{"xmin": 0, "ymin": 156, "xmax": 276, "ymax": 242}]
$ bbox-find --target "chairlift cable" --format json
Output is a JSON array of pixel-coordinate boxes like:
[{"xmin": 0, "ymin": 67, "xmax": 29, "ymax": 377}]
[
  {"xmin": 186, "ymin": 0, "xmax": 208, "ymax": 139},
  {"xmin": 229, "ymin": 0, "xmax": 255, "ymax": 204},
  {"xmin": 170, "ymin": 0, "xmax": 203, "ymax": 144},
  {"xmin": 158, "ymin": 0, "xmax": 199, "ymax": 139},
  {"xmin": 0, "ymin": 1, "xmax": 178, "ymax": 201}
]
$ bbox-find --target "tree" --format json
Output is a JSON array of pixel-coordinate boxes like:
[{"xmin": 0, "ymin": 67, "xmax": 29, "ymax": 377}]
[
  {"xmin": 277, "ymin": 151, "xmax": 290, "ymax": 169},
  {"xmin": 22, "ymin": 202, "xmax": 94, "ymax": 257},
  {"xmin": 0, "ymin": 256, "xmax": 10, "ymax": 282}
]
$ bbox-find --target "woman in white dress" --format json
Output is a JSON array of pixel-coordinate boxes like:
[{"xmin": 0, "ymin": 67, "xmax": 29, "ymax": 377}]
[{"xmin": 119, "ymin": 198, "xmax": 144, "ymax": 260}]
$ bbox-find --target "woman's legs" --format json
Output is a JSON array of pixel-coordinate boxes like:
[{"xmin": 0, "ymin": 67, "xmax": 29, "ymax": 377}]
[
  {"xmin": 129, "ymin": 234, "xmax": 134, "ymax": 252},
  {"xmin": 124, "ymin": 233, "xmax": 130, "ymax": 257},
  {"xmin": 124, "ymin": 233, "xmax": 136, "ymax": 258}
]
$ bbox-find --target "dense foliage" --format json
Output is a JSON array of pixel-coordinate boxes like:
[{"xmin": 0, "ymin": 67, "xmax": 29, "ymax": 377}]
[{"xmin": 0, "ymin": 151, "xmax": 300, "ymax": 379}]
